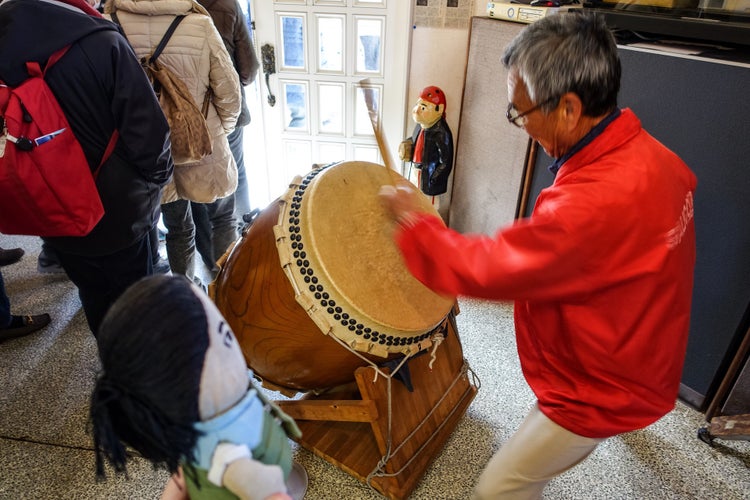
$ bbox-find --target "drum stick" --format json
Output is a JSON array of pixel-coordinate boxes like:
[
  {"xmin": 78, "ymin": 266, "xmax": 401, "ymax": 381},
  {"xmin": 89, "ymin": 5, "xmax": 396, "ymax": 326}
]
[{"xmin": 359, "ymin": 79, "xmax": 401, "ymax": 186}]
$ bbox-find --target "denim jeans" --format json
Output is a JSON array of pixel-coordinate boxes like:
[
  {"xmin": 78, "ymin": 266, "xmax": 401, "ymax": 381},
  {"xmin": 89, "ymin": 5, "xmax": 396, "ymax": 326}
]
[
  {"xmin": 161, "ymin": 199, "xmax": 197, "ymax": 282},
  {"xmin": 0, "ymin": 271, "xmax": 10, "ymax": 328},
  {"xmin": 228, "ymin": 126, "xmax": 251, "ymax": 224},
  {"xmin": 191, "ymin": 194, "xmax": 238, "ymax": 275},
  {"xmin": 205, "ymin": 194, "xmax": 238, "ymax": 263},
  {"xmin": 192, "ymin": 202, "xmax": 215, "ymax": 271}
]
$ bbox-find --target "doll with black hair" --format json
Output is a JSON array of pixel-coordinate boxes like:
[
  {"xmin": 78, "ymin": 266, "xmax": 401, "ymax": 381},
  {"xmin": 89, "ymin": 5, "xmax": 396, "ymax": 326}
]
[{"xmin": 89, "ymin": 274, "xmax": 305, "ymax": 500}]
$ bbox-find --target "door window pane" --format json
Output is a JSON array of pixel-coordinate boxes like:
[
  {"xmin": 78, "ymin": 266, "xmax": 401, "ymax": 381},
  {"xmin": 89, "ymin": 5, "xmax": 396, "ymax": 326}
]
[
  {"xmin": 279, "ymin": 14, "xmax": 306, "ymax": 71},
  {"xmin": 317, "ymin": 142, "xmax": 346, "ymax": 164},
  {"xmin": 316, "ymin": 15, "xmax": 344, "ymax": 73},
  {"xmin": 353, "ymin": 144, "xmax": 380, "ymax": 164},
  {"xmin": 355, "ymin": 17, "xmax": 383, "ymax": 75},
  {"xmin": 283, "ymin": 139, "xmax": 313, "ymax": 179},
  {"xmin": 317, "ymin": 83, "xmax": 344, "ymax": 135},
  {"xmin": 354, "ymin": 0, "xmax": 386, "ymax": 5},
  {"xmin": 282, "ymin": 81, "xmax": 309, "ymax": 132},
  {"xmin": 354, "ymin": 84, "xmax": 381, "ymax": 136}
]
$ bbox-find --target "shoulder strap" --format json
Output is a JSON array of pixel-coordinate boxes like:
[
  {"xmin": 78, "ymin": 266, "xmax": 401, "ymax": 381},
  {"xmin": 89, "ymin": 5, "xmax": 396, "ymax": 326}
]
[
  {"xmin": 95, "ymin": 129, "xmax": 119, "ymax": 177},
  {"xmin": 150, "ymin": 15, "xmax": 186, "ymax": 64},
  {"xmin": 21, "ymin": 45, "xmax": 72, "ymax": 82},
  {"xmin": 109, "ymin": 13, "xmax": 185, "ymax": 65},
  {"xmin": 44, "ymin": 46, "xmax": 73, "ymax": 75}
]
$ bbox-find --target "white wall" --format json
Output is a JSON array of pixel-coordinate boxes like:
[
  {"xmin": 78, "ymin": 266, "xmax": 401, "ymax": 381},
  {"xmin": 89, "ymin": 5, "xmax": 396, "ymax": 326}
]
[
  {"xmin": 403, "ymin": 3, "xmax": 494, "ymax": 218},
  {"xmin": 405, "ymin": 2, "xmax": 491, "ymax": 138}
]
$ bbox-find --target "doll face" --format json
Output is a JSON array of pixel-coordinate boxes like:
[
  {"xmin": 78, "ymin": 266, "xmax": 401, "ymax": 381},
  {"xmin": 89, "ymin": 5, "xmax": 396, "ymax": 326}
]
[
  {"xmin": 193, "ymin": 285, "xmax": 249, "ymax": 420},
  {"xmin": 412, "ymin": 98, "xmax": 442, "ymax": 129}
]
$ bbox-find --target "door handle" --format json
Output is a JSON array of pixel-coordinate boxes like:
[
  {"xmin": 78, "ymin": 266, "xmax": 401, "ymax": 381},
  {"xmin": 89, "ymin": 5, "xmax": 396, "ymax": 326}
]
[{"xmin": 261, "ymin": 43, "xmax": 277, "ymax": 107}]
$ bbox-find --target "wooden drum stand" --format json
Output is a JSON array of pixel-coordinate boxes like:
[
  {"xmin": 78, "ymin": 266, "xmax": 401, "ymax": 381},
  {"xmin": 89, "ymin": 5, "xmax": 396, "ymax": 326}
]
[{"xmin": 275, "ymin": 309, "xmax": 478, "ymax": 500}]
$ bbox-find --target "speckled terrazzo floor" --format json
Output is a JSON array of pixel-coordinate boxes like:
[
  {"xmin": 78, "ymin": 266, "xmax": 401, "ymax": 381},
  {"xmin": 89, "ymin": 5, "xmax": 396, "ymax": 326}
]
[{"xmin": 1, "ymin": 233, "xmax": 748, "ymax": 499}]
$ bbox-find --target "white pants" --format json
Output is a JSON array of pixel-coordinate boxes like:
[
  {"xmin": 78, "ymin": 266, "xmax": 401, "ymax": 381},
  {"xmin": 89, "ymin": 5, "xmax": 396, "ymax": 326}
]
[{"xmin": 473, "ymin": 403, "xmax": 605, "ymax": 499}]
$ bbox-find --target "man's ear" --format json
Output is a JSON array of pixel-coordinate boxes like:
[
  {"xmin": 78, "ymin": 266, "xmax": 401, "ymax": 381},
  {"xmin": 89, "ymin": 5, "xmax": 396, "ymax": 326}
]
[{"xmin": 559, "ymin": 92, "xmax": 583, "ymax": 131}]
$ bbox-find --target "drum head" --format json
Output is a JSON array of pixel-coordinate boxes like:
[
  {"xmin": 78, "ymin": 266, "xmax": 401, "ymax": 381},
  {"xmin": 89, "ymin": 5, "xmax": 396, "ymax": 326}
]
[{"xmin": 277, "ymin": 161, "xmax": 454, "ymax": 357}]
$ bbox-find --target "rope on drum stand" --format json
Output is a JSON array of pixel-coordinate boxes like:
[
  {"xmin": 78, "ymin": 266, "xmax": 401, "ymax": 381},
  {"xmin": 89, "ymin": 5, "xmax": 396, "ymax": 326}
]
[{"xmin": 365, "ymin": 360, "xmax": 476, "ymax": 490}]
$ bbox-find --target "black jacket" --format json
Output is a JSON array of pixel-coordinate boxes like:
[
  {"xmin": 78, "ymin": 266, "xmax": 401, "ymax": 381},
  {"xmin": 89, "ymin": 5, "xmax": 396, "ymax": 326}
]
[
  {"xmin": 0, "ymin": 0, "xmax": 173, "ymax": 256},
  {"xmin": 198, "ymin": 0, "xmax": 259, "ymax": 128},
  {"xmin": 410, "ymin": 117, "xmax": 454, "ymax": 196}
]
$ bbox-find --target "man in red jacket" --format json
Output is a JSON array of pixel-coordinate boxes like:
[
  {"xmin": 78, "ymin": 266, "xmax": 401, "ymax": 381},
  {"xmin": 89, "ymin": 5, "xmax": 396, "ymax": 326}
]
[{"xmin": 380, "ymin": 13, "xmax": 696, "ymax": 499}]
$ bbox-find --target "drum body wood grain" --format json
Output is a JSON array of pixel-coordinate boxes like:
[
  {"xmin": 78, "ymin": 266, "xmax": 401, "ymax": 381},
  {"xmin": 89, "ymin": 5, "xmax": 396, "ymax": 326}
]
[{"xmin": 212, "ymin": 161, "xmax": 454, "ymax": 393}]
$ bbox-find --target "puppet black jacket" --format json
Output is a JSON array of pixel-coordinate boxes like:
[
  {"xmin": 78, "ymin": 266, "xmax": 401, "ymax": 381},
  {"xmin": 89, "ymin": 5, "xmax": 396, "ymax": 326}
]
[
  {"xmin": 0, "ymin": 0, "xmax": 173, "ymax": 255},
  {"xmin": 410, "ymin": 118, "xmax": 454, "ymax": 196}
]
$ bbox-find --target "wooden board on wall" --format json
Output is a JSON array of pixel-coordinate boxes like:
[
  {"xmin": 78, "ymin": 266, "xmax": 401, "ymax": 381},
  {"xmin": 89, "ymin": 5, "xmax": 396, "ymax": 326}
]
[{"xmin": 449, "ymin": 17, "xmax": 530, "ymax": 236}]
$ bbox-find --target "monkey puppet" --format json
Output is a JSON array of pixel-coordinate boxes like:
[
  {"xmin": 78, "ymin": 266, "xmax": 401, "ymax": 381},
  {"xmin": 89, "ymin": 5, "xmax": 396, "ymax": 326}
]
[{"xmin": 89, "ymin": 275, "xmax": 304, "ymax": 500}]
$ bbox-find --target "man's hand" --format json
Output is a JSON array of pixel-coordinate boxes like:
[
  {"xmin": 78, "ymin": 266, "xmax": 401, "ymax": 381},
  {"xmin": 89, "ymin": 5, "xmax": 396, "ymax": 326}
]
[{"xmin": 378, "ymin": 181, "xmax": 424, "ymax": 226}]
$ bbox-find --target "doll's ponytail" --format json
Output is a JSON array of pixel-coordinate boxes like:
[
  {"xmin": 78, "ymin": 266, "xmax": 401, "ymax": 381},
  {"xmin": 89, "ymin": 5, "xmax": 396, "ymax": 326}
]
[
  {"xmin": 90, "ymin": 373, "xmax": 198, "ymax": 477},
  {"xmin": 88, "ymin": 275, "xmax": 209, "ymax": 478}
]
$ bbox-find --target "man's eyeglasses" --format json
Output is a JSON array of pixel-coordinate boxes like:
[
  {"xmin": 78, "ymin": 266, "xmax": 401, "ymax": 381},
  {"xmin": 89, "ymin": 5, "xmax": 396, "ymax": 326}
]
[{"xmin": 506, "ymin": 96, "xmax": 558, "ymax": 128}]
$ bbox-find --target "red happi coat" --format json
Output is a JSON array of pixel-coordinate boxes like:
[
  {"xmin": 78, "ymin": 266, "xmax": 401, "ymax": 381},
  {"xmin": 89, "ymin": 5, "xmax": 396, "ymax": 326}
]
[{"xmin": 395, "ymin": 109, "xmax": 697, "ymax": 438}]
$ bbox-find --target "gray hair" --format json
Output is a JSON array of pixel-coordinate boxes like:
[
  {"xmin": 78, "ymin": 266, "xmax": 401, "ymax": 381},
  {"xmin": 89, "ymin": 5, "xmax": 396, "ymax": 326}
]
[{"xmin": 501, "ymin": 12, "xmax": 620, "ymax": 117}]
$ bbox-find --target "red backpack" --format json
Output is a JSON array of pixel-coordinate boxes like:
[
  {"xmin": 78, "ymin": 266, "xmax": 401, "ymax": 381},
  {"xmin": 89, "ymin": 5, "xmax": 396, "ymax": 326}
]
[{"xmin": 0, "ymin": 45, "xmax": 117, "ymax": 237}]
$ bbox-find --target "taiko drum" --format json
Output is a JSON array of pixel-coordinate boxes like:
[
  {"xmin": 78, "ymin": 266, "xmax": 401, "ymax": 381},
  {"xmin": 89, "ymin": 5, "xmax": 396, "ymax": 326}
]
[{"xmin": 211, "ymin": 161, "xmax": 454, "ymax": 393}]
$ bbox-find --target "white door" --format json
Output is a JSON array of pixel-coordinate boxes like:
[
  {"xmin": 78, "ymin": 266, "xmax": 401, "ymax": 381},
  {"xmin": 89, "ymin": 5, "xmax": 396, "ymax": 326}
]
[{"xmin": 248, "ymin": 0, "xmax": 413, "ymax": 207}]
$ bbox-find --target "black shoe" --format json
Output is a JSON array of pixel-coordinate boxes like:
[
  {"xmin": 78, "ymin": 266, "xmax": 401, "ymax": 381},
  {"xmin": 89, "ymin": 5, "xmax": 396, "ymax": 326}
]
[
  {"xmin": 153, "ymin": 256, "xmax": 171, "ymax": 275},
  {"xmin": 37, "ymin": 250, "xmax": 65, "ymax": 275},
  {"xmin": 192, "ymin": 277, "xmax": 208, "ymax": 293},
  {"xmin": 241, "ymin": 208, "xmax": 261, "ymax": 225},
  {"xmin": 0, "ymin": 247, "xmax": 24, "ymax": 267},
  {"xmin": 0, "ymin": 313, "xmax": 51, "ymax": 342}
]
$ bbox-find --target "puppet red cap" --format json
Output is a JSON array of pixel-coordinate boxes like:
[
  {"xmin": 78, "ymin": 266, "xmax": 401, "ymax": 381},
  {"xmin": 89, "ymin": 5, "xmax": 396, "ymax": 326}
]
[{"xmin": 419, "ymin": 86, "xmax": 446, "ymax": 109}]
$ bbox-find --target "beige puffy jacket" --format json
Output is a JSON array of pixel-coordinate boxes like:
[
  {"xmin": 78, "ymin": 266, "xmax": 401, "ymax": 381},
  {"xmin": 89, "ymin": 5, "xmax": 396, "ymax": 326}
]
[{"xmin": 106, "ymin": 0, "xmax": 241, "ymax": 204}]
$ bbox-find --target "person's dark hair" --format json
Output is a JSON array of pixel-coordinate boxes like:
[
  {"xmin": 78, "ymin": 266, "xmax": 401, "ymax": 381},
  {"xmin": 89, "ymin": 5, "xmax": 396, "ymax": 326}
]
[
  {"xmin": 89, "ymin": 275, "xmax": 209, "ymax": 479},
  {"xmin": 501, "ymin": 12, "xmax": 620, "ymax": 117}
]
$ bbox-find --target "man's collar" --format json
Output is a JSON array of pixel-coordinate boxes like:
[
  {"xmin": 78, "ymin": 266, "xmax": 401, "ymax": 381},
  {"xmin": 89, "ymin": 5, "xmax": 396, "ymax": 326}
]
[{"xmin": 548, "ymin": 108, "xmax": 621, "ymax": 175}]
